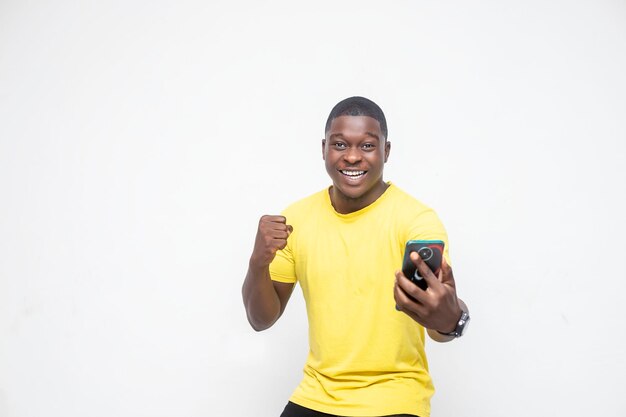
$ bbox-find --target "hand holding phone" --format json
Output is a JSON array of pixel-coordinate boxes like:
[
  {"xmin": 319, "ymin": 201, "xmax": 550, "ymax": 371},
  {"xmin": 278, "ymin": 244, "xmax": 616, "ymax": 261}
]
[{"xmin": 401, "ymin": 240, "xmax": 445, "ymax": 290}]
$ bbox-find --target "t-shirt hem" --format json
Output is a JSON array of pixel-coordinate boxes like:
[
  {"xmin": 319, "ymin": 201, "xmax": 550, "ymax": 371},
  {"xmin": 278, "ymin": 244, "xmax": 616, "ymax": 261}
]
[
  {"xmin": 288, "ymin": 395, "xmax": 430, "ymax": 417},
  {"xmin": 270, "ymin": 273, "xmax": 296, "ymax": 284}
]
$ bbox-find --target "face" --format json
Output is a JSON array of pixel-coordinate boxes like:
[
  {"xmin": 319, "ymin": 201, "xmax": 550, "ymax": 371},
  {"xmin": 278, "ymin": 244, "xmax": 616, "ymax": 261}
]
[{"xmin": 322, "ymin": 115, "xmax": 391, "ymax": 213}]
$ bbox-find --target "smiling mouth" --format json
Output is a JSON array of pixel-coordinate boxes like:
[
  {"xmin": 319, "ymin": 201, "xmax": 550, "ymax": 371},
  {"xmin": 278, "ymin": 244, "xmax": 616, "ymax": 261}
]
[{"xmin": 339, "ymin": 170, "xmax": 366, "ymax": 180}]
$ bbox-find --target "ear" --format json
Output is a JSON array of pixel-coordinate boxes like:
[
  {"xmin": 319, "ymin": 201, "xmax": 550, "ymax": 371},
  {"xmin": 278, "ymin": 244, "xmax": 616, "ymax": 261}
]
[
  {"xmin": 384, "ymin": 141, "xmax": 391, "ymax": 163},
  {"xmin": 321, "ymin": 139, "xmax": 326, "ymax": 160}
]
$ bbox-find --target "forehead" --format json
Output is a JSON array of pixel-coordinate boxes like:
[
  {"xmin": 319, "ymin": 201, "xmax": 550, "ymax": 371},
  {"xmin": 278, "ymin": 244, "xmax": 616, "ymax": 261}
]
[{"xmin": 327, "ymin": 116, "xmax": 383, "ymax": 140}]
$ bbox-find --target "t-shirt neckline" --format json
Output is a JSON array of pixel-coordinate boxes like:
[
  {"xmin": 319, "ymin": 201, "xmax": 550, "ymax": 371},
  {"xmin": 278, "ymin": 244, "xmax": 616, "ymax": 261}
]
[{"xmin": 325, "ymin": 182, "xmax": 395, "ymax": 219}]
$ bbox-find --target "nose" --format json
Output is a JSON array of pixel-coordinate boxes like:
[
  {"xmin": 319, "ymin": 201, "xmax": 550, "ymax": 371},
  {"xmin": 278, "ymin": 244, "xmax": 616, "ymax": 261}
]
[{"xmin": 343, "ymin": 147, "xmax": 362, "ymax": 164}]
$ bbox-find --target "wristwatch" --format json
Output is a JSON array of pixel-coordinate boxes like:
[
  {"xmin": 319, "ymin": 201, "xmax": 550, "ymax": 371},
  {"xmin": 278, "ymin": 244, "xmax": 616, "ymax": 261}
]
[{"xmin": 439, "ymin": 310, "xmax": 470, "ymax": 338}]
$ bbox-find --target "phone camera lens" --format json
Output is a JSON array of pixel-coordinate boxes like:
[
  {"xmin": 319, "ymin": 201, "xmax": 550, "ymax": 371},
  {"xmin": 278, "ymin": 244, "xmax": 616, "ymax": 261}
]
[{"xmin": 418, "ymin": 247, "xmax": 433, "ymax": 261}]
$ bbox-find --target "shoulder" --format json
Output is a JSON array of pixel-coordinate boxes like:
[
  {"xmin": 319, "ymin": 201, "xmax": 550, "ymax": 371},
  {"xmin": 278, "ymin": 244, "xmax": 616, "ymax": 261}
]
[
  {"xmin": 385, "ymin": 184, "xmax": 448, "ymax": 250},
  {"xmin": 387, "ymin": 183, "xmax": 436, "ymax": 216},
  {"xmin": 386, "ymin": 183, "xmax": 446, "ymax": 234},
  {"xmin": 281, "ymin": 188, "xmax": 329, "ymax": 220}
]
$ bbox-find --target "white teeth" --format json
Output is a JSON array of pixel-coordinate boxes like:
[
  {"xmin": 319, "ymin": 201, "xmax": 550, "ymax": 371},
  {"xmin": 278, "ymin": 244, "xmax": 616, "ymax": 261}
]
[{"xmin": 341, "ymin": 170, "xmax": 365, "ymax": 177}]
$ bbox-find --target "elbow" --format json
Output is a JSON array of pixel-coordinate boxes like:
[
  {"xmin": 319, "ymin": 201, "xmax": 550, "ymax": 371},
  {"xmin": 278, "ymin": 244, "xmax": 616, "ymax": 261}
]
[
  {"xmin": 245, "ymin": 305, "xmax": 279, "ymax": 332},
  {"xmin": 250, "ymin": 322, "xmax": 271, "ymax": 332},
  {"xmin": 247, "ymin": 315, "xmax": 276, "ymax": 332}
]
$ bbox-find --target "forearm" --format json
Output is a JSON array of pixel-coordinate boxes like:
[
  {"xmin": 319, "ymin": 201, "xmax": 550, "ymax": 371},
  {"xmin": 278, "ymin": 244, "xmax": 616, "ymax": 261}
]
[
  {"xmin": 427, "ymin": 298, "xmax": 468, "ymax": 343},
  {"xmin": 242, "ymin": 260, "xmax": 282, "ymax": 331}
]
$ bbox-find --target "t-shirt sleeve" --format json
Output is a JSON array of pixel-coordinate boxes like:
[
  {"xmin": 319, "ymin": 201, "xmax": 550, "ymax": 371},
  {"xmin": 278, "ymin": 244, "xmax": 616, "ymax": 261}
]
[
  {"xmin": 269, "ymin": 243, "xmax": 297, "ymax": 283},
  {"xmin": 406, "ymin": 208, "xmax": 451, "ymax": 264},
  {"xmin": 268, "ymin": 208, "xmax": 297, "ymax": 283}
]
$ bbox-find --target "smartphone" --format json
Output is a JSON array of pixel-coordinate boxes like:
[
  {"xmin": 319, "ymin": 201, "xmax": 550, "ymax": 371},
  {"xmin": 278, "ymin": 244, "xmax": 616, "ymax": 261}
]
[{"xmin": 402, "ymin": 240, "xmax": 445, "ymax": 290}]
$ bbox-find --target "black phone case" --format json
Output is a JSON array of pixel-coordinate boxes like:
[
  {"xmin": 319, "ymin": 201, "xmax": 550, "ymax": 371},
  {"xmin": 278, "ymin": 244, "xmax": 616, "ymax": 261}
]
[{"xmin": 401, "ymin": 240, "xmax": 445, "ymax": 290}]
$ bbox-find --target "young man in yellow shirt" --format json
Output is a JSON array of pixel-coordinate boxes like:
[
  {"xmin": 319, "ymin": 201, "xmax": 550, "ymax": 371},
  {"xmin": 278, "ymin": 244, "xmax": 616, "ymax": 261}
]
[{"xmin": 242, "ymin": 97, "xmax": 470, "ymax": 417}]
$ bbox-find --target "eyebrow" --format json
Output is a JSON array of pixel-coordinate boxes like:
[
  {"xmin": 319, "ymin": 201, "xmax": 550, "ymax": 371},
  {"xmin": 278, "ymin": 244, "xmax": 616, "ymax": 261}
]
[{"xmin": 328, "ymin": 132, "xmax": 381, "ymax": 141}]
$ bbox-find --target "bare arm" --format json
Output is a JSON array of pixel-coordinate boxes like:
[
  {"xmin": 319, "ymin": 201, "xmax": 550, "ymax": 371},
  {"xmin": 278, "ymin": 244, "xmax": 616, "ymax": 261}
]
[
  {"xmin": 243, "ymin": 261, "xmax": 294, "ymax": 331},
  {"xmin": 242, "ymin": 215, "xmax": 295, "ymax": 331}
]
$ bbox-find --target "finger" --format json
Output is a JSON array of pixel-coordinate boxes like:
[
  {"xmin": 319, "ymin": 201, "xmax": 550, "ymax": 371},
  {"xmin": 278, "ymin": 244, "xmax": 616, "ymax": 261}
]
[
  {"xmin": 439, "ymin": 257, "xmax": 456, "ymax": 288},
  {"xmin": 268, "ymin": 228, "xmax": 291, "ymax": 239},
  {"xmin": 397, "ymin": 303, "xmax": 426, "ymax": 326},
  {"xmin": 394, "ymin": 276, "xmax": 422, "ymax": 311},
  {"xmin": 261, "ymin": 215, "xmax": 287, "ymax": 224},
  {"xmin": 273, "ymin": 238, "xmax": 288, "ymax": 251},
  {"xmin": 287, "ymin": 225, "xmax": 293, "ymax": 234},
  {"xmin": 394, "ymin": 279, "xmax": 428, "ymax": 325},
  {"xmin": 410, "ymin": 252, "xmax": 441, "ymax": 290},
  {"xmin": 263, "ymin": 221, "xmax": 292, "ymax": 237},
  {"xmin": 395, "ymin": 269, "xmax": 428, "ymax": 304}
]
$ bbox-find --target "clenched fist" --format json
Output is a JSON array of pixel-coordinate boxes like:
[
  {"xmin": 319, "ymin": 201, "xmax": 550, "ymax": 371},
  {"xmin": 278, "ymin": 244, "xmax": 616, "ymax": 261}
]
[{"xmin": 250, "ymin": 215, "xmax": 293, "ymax": 268}]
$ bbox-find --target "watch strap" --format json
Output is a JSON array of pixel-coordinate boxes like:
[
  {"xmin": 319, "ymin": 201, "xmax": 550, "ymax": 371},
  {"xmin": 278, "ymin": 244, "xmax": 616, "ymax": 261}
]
[{"xmin": 439, "ymin": 310, "xmax": 470, "ymax": 338}]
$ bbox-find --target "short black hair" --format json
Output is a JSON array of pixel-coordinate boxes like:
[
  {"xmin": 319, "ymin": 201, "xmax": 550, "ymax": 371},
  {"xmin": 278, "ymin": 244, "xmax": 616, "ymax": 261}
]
[{"xmin": 325, "ymin": 96, "xmax": 388, "ymax": 140}]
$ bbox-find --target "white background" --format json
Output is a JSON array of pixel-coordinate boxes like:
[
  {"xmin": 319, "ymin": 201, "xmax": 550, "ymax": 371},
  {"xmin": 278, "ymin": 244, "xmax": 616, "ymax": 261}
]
[{"xmin": 1, "ymin": 1, "xmax": 625, "ymax": 416}]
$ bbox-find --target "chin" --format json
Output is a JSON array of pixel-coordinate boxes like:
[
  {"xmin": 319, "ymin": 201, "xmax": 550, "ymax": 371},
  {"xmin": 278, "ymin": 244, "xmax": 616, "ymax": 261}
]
[{"xmin": 334, "ymin": 184, "xmax": 369, "ymax": 201}]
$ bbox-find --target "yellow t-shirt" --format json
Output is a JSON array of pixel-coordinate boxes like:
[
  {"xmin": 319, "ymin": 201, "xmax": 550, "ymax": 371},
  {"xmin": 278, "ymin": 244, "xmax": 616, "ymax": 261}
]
[{"xmin": 270, "ymin": 183, "xmax": 449, "ymax": 417}]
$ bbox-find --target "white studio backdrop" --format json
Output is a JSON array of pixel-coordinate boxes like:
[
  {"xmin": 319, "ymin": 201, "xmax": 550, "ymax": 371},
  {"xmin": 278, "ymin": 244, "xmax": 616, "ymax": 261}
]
[{"xmin": 1, "ymin": 1, "xmax": 625, "ymax": 416}]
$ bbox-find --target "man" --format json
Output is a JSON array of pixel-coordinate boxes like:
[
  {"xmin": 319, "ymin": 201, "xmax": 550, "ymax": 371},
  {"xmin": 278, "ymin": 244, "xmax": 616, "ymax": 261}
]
[{"xmin": 242, "ymin": 97, "xmax": 470, "ymax": 417}]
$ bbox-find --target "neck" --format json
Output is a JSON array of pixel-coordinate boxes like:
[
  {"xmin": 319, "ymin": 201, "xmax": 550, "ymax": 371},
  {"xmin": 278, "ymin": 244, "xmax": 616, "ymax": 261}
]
[{"xmin": 329, "ymin": 181, "xmax": 390, "ymax": 214}]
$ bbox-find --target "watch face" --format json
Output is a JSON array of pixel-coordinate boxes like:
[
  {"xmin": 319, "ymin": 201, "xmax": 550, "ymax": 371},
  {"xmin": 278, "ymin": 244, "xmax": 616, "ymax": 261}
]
[{"xmin": 457, "ymin": 312, "xmax": 470, "ymax": 337}]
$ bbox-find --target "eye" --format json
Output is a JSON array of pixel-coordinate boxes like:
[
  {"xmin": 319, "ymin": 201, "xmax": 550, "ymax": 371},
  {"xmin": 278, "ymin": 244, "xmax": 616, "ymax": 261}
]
[
  {"xmin": 361, "ymin": 143, "xmax": 375, "ymax": 150},
  {"xmin": 333, "ymin": 142, "xmax": 347, "ymax": 149}
]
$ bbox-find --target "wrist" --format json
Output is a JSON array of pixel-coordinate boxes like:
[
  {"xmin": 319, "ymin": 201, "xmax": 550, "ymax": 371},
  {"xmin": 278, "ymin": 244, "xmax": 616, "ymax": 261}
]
[
  {"xmin": 437, "ymin": 309, "xmax": 470, "ymax": 338},
  {"xmin": 437, "ymin": 308, "xmax": 463, "ymax": 335},
  {"xmin": 248, "ymin": 254, "xmax": 271, "ymax": 271}
]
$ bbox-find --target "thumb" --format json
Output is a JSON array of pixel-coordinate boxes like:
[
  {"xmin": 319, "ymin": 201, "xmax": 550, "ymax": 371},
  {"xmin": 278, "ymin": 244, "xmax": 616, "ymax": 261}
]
[{"xmin": 287, "ymin": 225, "xmax": 293, "ymax": 234}]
